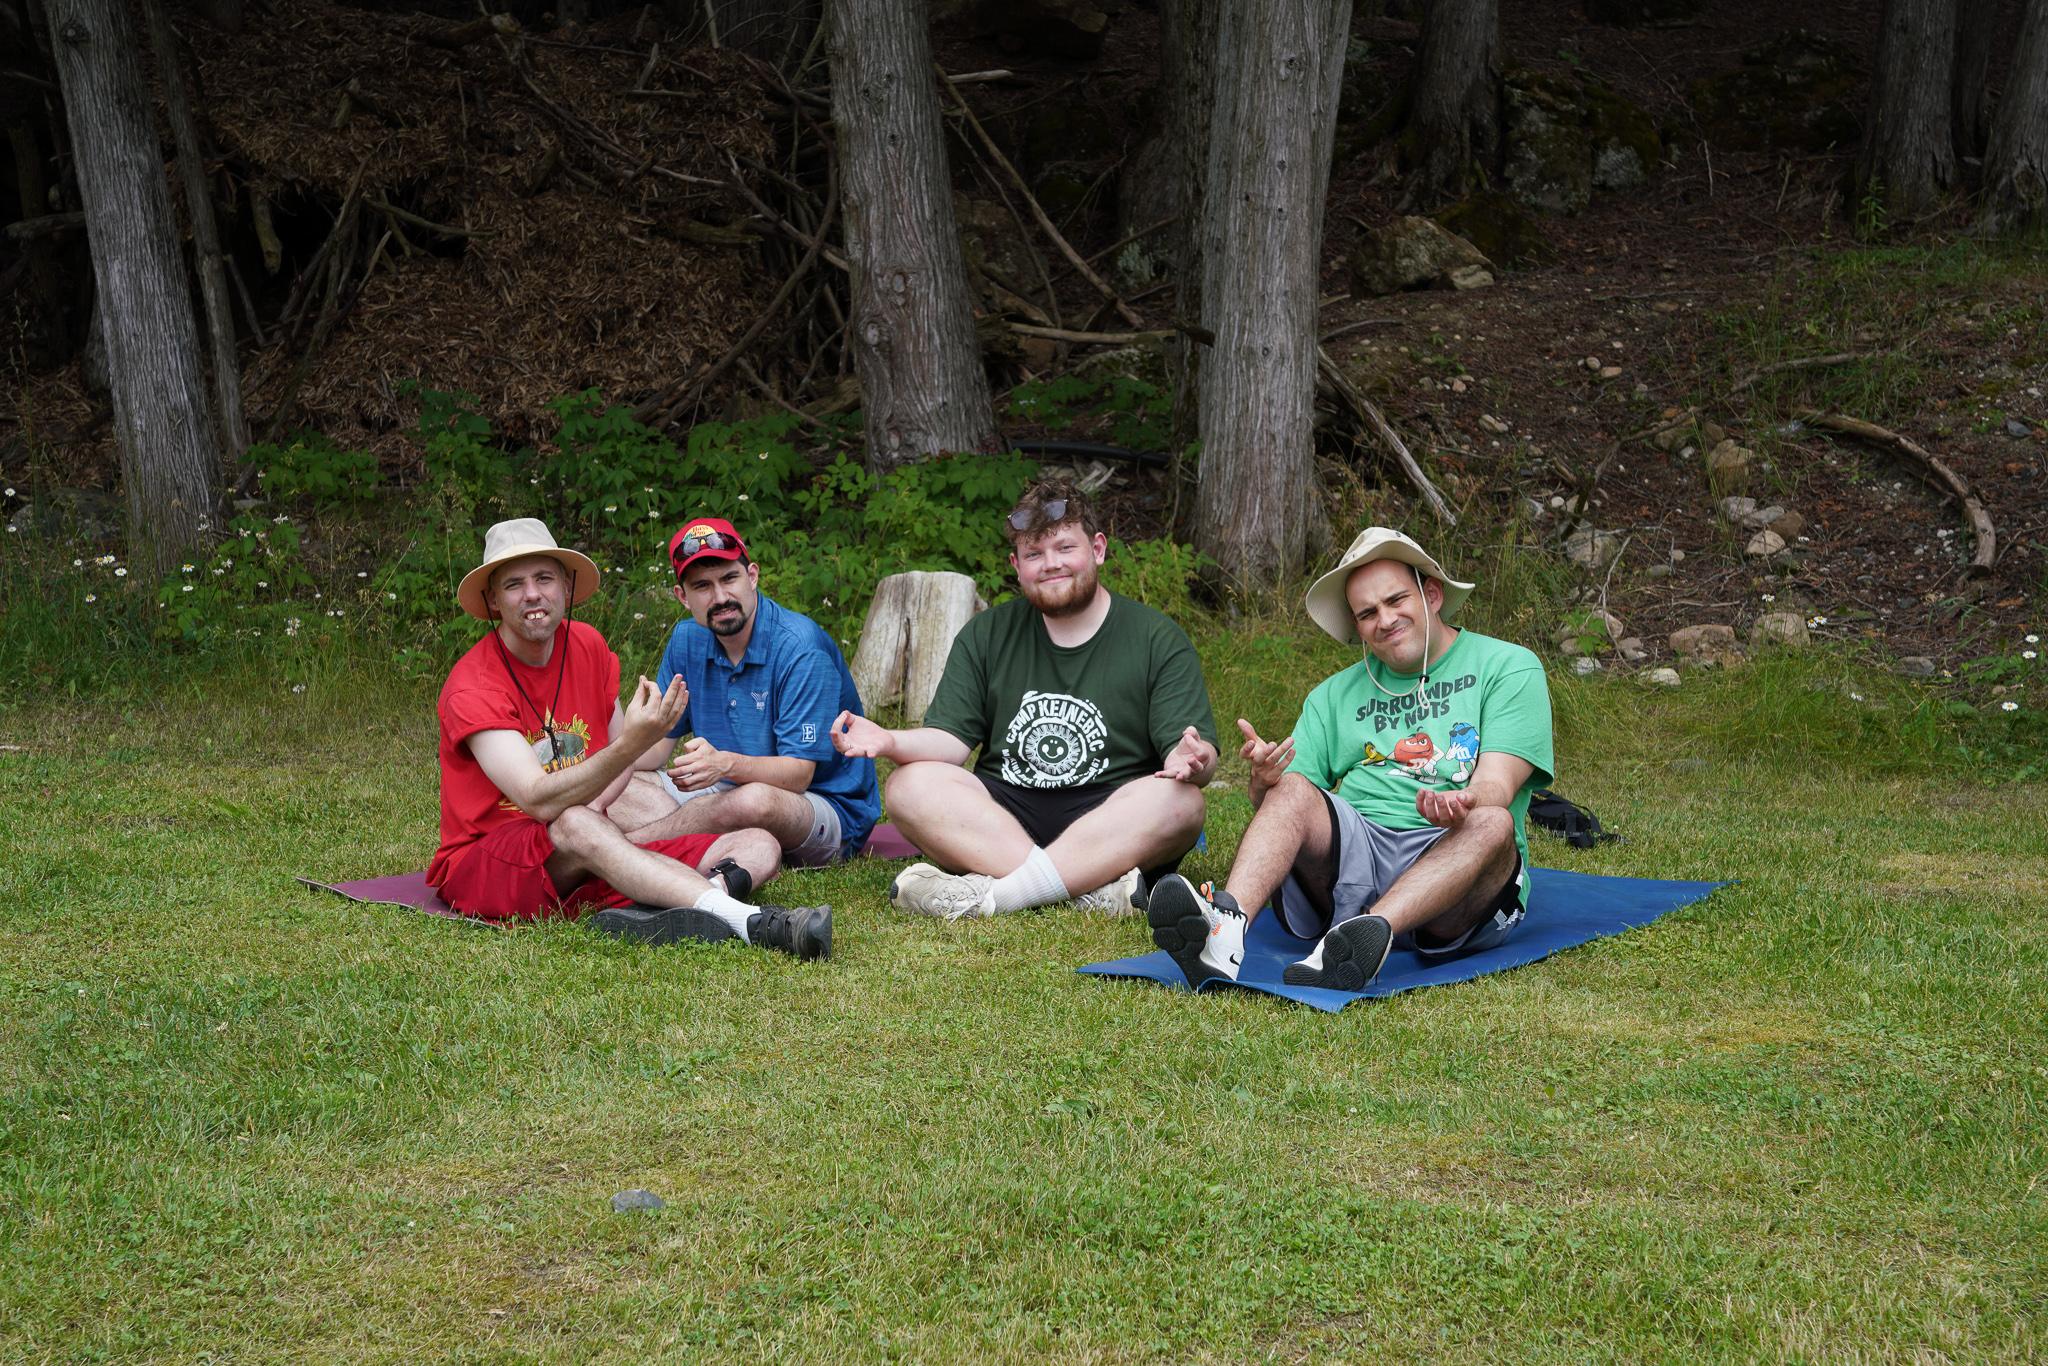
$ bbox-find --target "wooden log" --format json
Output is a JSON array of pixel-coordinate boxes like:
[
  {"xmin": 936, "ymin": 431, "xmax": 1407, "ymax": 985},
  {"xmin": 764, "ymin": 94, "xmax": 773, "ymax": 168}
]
[
  {"xmin": 1796, "ymin": 409, "xmax": 1996, "ymax": 575},
  {"xmin": 850, "ymin": 570, "xmax": 984, "ymax": 723}
]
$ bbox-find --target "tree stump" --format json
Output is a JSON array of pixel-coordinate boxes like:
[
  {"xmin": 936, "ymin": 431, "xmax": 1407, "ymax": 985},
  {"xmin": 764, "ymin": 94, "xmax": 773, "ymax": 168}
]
[{"xmin": 850, "ymin": 571, "xmax": 985, "ymax": 723}]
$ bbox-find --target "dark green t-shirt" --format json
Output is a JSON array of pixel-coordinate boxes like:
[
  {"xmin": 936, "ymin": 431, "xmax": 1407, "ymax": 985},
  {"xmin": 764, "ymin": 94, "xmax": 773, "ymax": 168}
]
[{"xmin": 924, "ymin": 593, "xmax": 1219, "ymax": 789}]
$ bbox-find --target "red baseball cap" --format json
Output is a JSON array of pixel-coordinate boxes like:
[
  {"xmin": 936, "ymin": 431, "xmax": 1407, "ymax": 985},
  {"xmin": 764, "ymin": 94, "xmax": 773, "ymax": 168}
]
[{"xmin": 668, "ymin": 517, "xmax": 748, "ymax": 576}]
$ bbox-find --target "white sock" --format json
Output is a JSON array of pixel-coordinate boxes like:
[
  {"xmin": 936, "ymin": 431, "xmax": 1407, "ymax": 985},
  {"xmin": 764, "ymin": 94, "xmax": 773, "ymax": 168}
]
[
  {"xmin": 693, "ymin": 887, "xmax": 753, "ymax": 941},
  {"xmin": 992, "ymin": 845, "xmax": 1068, "ymax": 913}
]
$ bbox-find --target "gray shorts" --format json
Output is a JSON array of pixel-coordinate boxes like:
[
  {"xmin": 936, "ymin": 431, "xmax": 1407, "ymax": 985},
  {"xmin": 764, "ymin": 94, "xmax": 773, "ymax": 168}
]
[
  {"xmin": 1276, "ymin": 788, "xmax": 1525, "ymax": 959},
  {"xmin": 653, "ymin": 771, "xmax": 845, "ymax": 867}
]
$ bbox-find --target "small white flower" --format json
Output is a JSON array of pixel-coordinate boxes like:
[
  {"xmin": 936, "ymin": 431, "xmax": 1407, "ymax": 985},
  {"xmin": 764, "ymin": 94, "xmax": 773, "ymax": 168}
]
[
  {"xmin": 85, "ymin": 593, "xmax": 97, "ymax": 603},
  {"xmin": 633, "ymin": 612, "xmax": 645, "ymax": 620},
  {"xmin": 2, "ymin": 487, "xmax": 12, "ymax": 496},
  {"xmin": 386, "ymin": 592, "xmax": 397, "ymax": 600},
  {"xmin": 96, "ymin": 555, "xmax": 114, "ymax": 565},
  {"xmin": 648, "ymin": 508, "xmax": 658, "ymax": 518},
  {"xmin": 181, "ymin": 584, "xmax": 193, "ymax": 593},
  {"xmin": 356, "ymin": 571, "xmax": 367, "ymax": 579},
  {"xmin": 2028, "ymin": 634, "xmax": 2041, "ymax": 644},
  {"xmin": 605, "ymin": 504, "xmax": 618, "ymax": 513},
  {"xmin": 758, "ymin": 452, "xmax": 768, "ymax": 460},
  {"xmin": 2002, "ymin": 701, "xmax": 2019, "ymax": 712},
  {"xmin": 737, "ymin": 494, "xmax": 749, "ymax": 502},
  {"xmin": 115, "ymin": 567, "xmax": 127, "ymax": 577},
  {"xmin": 2025, "ymin": 651, "xmax": 2039, "ymax": 661},
  {"xmin": 273, "ymin": 514, "xmax": 289, "ymax": 524},
  {"xmin": 643, "ymin": 486, "xmax": 654, "ymax": 493},
  {"xmin": 73, "ymin": 558, "xmax": 82, "ymax": 567},
  {"xmin": 1761, "ymin": 593, "xmax": 1776, "ymax": 603},
  {"xmin": 1850, "ymin": 692, "xmax": 1864, "ymax": 702},
  {"xmin": 291, "ymin": 684, "xmax": 306, "ymax": 694},
  {"xmin": 257, "ymin": 580, "xmax": 268, "ymax": 588},
  {"xmin": 181, "ymin": 564, "xmax": 194, "ymax": 573}
]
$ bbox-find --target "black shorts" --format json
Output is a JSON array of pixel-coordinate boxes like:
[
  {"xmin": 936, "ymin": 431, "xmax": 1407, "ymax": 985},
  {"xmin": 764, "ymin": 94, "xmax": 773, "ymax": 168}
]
[{"xmin": 975, "ymin": 774, "xmax": 1191, "ymax": 881}]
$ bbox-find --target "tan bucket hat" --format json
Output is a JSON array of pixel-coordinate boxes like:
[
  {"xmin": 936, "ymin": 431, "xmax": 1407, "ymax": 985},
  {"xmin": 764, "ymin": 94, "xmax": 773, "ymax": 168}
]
[
  {"xmin": 1304, "ymin": 526, "xmax": 1474, "ymax": 642},
  {"xmin": 456, "ymin": 518, "xmax": 601, "ymax": 620}
]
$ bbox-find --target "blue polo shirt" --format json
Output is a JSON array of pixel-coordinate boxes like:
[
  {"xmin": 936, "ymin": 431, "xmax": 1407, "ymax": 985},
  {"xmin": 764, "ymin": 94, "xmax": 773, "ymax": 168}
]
[{"xmin": 655, "ymin": 593, "xmax": 879, "ymax": 856}]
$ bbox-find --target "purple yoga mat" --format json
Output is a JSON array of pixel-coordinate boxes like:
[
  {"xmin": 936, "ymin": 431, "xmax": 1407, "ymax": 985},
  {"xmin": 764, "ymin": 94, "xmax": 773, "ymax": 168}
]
[{"xmin": 303, "ymin": 823, "xmax": 923, "ymax": 921}]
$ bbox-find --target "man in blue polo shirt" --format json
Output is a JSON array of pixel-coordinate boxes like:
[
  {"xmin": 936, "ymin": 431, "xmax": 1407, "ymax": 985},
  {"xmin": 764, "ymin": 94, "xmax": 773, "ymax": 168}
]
[{"xmin": 610, "ymin": 517, "xmax": 879, "ymax": 865}]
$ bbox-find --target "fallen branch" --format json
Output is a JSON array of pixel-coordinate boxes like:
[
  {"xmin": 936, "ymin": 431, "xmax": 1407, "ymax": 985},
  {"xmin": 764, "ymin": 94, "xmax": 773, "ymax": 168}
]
[
  {"xmin": 1009, "ymin": 322, "xmax": 1172, "ymax": 345},
  {"xmin": 419, "ymin": 12, "xmax": 520, "ymax": 49},
  {"xmin": 3, "ymin": 212, "xmax": 85, "ymax": 242},
  {"xmin": 1796, "ymin": 410, "xmax": 1995, "ymax": 575},
  {"xmin": 939, "ymin": 70, "xmax": 1143, "ymax": 330},
  {"xmin": 1733, "ymin": 351, "xmax": 1882, "ymax": 392},
  {"xmin": 1316, "ymin": 347, "xmax": 1455, "ymax": 525},
  {"xmin": 366, "ymin": 197, "xmax": 494, "ymax": 239}
]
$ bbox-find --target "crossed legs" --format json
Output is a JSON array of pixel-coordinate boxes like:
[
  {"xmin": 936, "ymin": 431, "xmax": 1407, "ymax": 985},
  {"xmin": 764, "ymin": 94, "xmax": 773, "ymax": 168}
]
[
  {"xmin": 884, "ymin": 762, "xmax": 1204, "ymax": 901},
  {"xmin": 612, "ymin": 771, "xmax": 822, "ymax": 854},
  {"xmin": 545, "ymin": 805, "xmax": 781, "ymax": 908}
]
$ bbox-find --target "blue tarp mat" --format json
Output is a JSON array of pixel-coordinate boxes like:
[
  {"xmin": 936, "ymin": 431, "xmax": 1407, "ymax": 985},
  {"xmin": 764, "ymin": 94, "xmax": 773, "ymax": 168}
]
[{"xmin": 1080, "ymin": 867, "xmax": 1730, "ymax": 1012}]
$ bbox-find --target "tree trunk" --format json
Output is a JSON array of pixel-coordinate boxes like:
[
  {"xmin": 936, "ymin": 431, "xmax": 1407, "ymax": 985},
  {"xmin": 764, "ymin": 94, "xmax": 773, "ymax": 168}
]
[
  {"xmin": 828, "ymin": 0, "xmax": 999, "ymax": 471},
  {"xmin": 1192, "ymin": 0, "xmax": 1352, "ymax": 591},
  {"xmin": 1856, "ymin": 0, "xmax": 1958, "ymax": 226},
  {"xmin": 850, "ymin": 570, "xmax": 984, "ymax": 723},
  {"xmin": 46, "ymin": 0, "xmax": 217, "ymax": 578},
  {"xmin": 712, "ymin": 0, "xmax": 821, "ymax": 70},
  {"xmin": 144, "ymin": 0, "xmax": 249, "ymax": 473},
  {"xmin": 1406, "ymin": 0, "xmax": 1500, "ymax": 207},
  {"xmin": 1979, "ymin": 0, "xmax": 2048, "ymax": 235},
  {"xmin": 1949, "ymin": 0, "xmax": 1995, "ymax": 162},
  {"xmin": 1157, "ymin": 0, "xmax": 1217, "ymax": 468}
]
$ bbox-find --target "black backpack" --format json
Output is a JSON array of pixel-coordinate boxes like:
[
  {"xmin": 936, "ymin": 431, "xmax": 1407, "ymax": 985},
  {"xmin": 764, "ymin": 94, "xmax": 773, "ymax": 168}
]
[{"xmin": 1527, "ymin": 789, "xmax": 1617, "ymax": 848}]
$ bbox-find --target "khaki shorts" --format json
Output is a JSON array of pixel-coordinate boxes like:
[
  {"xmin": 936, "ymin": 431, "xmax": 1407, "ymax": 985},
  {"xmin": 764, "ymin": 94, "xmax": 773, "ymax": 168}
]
[{"xmin": 653, "ymin": 771, "xmax": 845, "ymax": 867}]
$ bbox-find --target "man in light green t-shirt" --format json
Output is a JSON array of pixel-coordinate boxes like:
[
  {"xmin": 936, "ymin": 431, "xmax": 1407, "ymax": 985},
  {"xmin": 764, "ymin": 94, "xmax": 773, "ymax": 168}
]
[
  {"xmin": 1148, "ymin": 527, "xmax": 1554, "ymax": 992},
  {"xmin": 831, "ymin": 479, "xmax": 1220, "ymax": 919}
]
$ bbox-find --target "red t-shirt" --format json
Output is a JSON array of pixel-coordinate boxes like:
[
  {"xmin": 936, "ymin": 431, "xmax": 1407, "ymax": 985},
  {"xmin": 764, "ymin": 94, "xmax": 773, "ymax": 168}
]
[{"xmin": 428, "ymin": 621, "xmax": 622, "ymax": 890}]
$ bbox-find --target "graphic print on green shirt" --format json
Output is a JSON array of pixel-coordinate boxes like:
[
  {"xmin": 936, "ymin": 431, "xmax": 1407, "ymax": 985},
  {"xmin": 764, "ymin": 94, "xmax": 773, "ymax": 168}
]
[
  {"xmin": 1285, "ymin": 629, "xmax": 1555, "ymax": 903},
  {"xmin": 922, "ymin": 593, "xmax": 1218, "ymax": 790}
]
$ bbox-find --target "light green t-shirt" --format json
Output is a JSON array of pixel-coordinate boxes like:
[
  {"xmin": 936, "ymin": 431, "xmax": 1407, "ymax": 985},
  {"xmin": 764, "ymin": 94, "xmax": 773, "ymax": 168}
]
[
  {"xmin": 924, "ymin": 592, "xmax": 1218, "ymax": 790},
  {"xmin": 1286, "ymin": 629, "xmax": 1555, "ymax": 899}
]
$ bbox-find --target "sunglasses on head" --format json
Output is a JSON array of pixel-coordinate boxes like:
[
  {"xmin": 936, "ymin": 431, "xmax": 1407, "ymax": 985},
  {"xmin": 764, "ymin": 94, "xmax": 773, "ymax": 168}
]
[
  {"xmin": 674, "ymin": 530, "xmax": 740, "ymax": 561},
  {"xmin": 1007, "ymin": 498, "xmax": 1069, "ymax": 532}
]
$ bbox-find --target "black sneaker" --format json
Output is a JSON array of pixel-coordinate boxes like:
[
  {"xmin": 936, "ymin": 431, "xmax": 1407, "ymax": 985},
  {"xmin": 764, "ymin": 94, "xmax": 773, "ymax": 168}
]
[
  {"xmin": 1281, "ymin": 914, "xmax": 1393, "ymax": 991},
  {"xmin": 588, "ymin": 903, "xmax": 739, "ymax": 947},
  {"xmin": 1146, "ymin": 874, "xmax": 1247, "ymax": 986},
  {"xmin": 747, "ymin": 904, "xmax": 833, "ymax": 961}
]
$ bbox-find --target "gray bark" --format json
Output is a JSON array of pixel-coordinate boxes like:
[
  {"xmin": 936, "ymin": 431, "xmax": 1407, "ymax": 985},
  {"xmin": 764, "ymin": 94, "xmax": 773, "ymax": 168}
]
[
  {"xmin": 1407, "ymin": 0, "xmax": 1499, "ymax": 207},
  {"xmin": 1979, "ymin": 0, "xmax": 2048, "ymax": 234},
  {"xmin": 850, "ymin": 570, "xmax": 984, "ymax": 723},
  {"xmin": 1856, "ymin": 0, "xmax": 1958, "ymax": 224},
  {"xmin": 1949, "ymin": 0, "xmax": 1995, "ymax": 161},
  {"xmin": 47, "ymin": 0, "xmax": 217, "ymax": 577},
  {"xmin": 1192, "ymin": 0, "xmax": 1352, "ymax": 589},
  {"xmin": 1157, "ymin": 0, "xmax": 1217, "ymax": 466},
  {"xmin": 828, "ymin": 0, "xmax": 999, "ymax": 470},
  {"xmin": 145, "ymin": 0, "xmax": 249, "ymax": 471}
]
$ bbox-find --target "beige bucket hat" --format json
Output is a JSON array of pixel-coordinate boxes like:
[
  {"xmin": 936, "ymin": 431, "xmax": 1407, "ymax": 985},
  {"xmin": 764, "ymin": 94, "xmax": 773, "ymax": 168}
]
[
  {"xmin": 1304, "ymin": 526, "xmax": 1474, "ymax": 643},
  {"xmin": 456, "ymin": 517, "xmax": 601, "ymax": 620}
]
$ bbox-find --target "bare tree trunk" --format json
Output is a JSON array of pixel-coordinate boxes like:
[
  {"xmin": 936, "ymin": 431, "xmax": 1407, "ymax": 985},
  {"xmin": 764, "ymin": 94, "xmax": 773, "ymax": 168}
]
[
  {"xmin": 713, "ymin": 0, "xmax": 820, "ymax": 69},
  {"xmin": 1193, "ymin": 0, "xmax": 1352, "ymax": 590},
  {"xmin": 47, "ymin": 0, "xmax": 217, "ymax": 578},
  {"xmin": 144, "ymin": 0, "xmax": 249, "ymax": 472},
  {"xmin": 1857, "ymin": 0, "xmax": 1959, "ymax": 225},
  {"xmin": 1406, "ymin": 0, "xmax": 1499, "ymax": 207},
  {"xmin": 1979, "ymin": 0, "xmax": 2048, "ymax": 234},
  {"xmin": 1949, "ymin": 0, "xmax": 1995, "ymax": 162},
  {"xmin": 1157, "ymin": 0, "xmax": 1217, "ymax": 479},
  {"xmin": 828, "ymin": 0, "xmax": 999, "ymax": 470}
]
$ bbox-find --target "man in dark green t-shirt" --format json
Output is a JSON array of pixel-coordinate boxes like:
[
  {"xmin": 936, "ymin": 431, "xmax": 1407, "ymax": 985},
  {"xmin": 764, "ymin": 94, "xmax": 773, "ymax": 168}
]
[
  {"xmin": 1148, "ymin": 527, "xmax": 1554, "ymax": 992},
  {"xmin": 831, "ymin": 480, "xmax": 1220, "ymax": 919}
]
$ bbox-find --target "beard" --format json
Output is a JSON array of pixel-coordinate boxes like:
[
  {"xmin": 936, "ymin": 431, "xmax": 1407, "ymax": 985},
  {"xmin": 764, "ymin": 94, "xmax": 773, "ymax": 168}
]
[
  {"xmin": 707, "ymin": 602, "xmax": 750, "ymax": 637},
  {"xmin": 1021, "ymin": 561, "xmax": 1102, "ymax": 618}
]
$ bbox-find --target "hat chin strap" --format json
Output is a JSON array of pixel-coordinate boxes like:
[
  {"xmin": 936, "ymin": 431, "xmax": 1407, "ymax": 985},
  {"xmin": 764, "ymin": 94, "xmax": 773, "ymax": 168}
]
[{"xmin": 1363, "ymin": 565, "xmax": 1430, "ymax": 700}]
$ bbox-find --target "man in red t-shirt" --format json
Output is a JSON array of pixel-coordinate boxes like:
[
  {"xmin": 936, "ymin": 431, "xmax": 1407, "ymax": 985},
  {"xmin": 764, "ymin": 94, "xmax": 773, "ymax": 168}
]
[{"xmin": 429, "ymin": 517, "xmax": 831, "ymax": 959}]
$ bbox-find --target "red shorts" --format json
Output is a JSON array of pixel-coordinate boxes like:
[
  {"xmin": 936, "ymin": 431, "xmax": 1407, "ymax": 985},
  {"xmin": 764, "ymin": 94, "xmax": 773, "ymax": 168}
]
[{"xmin": 436, "ymin": 818, "xmax": 721, "ymax": 923}]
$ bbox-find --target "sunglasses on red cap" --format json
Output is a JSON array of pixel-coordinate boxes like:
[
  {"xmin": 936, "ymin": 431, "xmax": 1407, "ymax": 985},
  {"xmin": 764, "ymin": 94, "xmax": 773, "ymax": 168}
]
[{"xmin": 673, "ymin": 530, "xmax": 742, "ymax": 561}]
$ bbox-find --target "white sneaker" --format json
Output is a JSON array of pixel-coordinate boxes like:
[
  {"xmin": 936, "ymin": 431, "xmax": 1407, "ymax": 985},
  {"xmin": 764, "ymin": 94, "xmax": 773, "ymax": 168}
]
[
  {"xmin": 1282, "ymin": 914, "xmax": 1393, "ymax": 991},
  {"xmin": 890, "ymin": 862, "xmax": 997, "ymax": 920},
  {"xmin": 1146, "ymin": 874, "xmax": 1246, "ymax": 985},
  {"xmin": 1071, "ymin": 868, "xmax": 1147, "ymax": 916}
]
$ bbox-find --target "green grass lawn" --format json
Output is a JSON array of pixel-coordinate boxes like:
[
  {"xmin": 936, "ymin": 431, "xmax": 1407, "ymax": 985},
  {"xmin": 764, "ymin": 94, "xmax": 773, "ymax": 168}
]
[{"xmin": 2, "ymin": 640, "xmax": 2044, "ymax": 1361}]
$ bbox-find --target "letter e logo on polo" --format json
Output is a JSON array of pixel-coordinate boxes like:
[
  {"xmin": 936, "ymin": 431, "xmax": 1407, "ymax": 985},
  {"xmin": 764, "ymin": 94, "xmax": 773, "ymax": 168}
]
[
  {"xmin": 801, "ymin": 722, "xmax": 817, "ymax": 744},
  {"xmin": 1001, "ymin": 690, "xmax": 1109, "ymax": 788}
]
